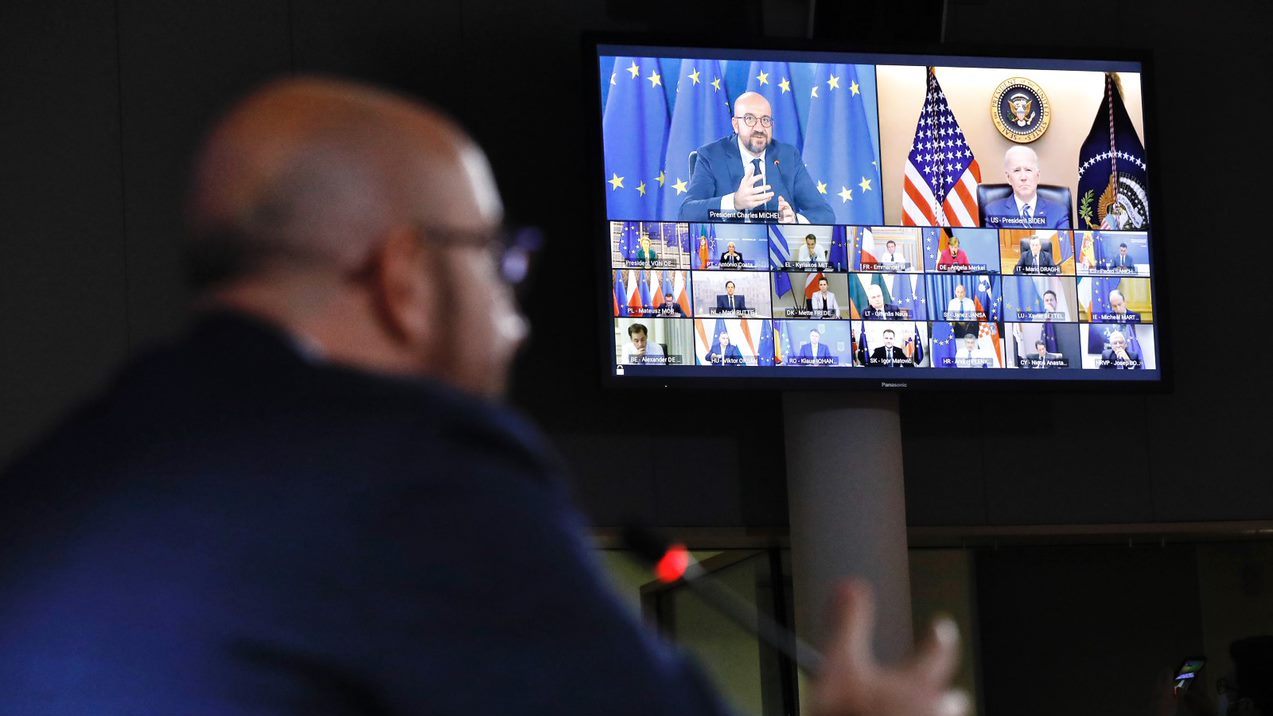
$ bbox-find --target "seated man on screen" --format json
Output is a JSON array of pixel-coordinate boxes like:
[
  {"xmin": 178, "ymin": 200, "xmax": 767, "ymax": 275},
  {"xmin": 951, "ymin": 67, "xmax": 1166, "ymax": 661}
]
[
  {"xmin": 808, "ymin": 277, "xmax": 840, "ymax": 317},
  {"xmin": 936, "ymin": 235, "xmax": 970, "ymax": 270},
  {"xmin": 1107, "ymin": 242, "xmax": 1137, "ymax": 273},
  {"xmin": 1033, "ymin": 290, "xmax": 1062, "ymax": 322},
  {"xmin": 796, "ymin": 233, "xmax": 827, "ymax": 266},
  {"xmin": 715, "ymin": 280, "xmax": 747, "ymax": 315},
  {"xmin": 1020, "ymin": 339, "xmax": 1062, "ymax": 368},
  {"xmin": 869, "ymin": 329, "xmax": 914, "ymax": 367},
  {"xmin": 719, "ymin": 241, "xmax": 745, "ymax": 267},
  {"xmin": 704, "ymin": 329, "xmax": 745, "ymax": 366},
  {"xmin": 1014, "ymin": 235, "xmax": 1055, "ymax": 274},
  {"xmin": 1099, "ymin": 330, "xmax": 1142, "ymax": 369},
  {"xmin": 1100, "ymin": 289, "xmax": 1141, "ymax": 323},
  {"xmin": 622, "ymin": 323, "xmax": 665, "ymax": 365},
  {"xmin": 983, "ymin": 146, "xmax": 1071, "ymax": 229},
  {"xmin": 635, "ymin": 236, "xmax": 658, "ymax": 264},
  {"xmin": 796, "ymin": 328, "xmax": 836, "ymax": 365},
  {"xmin": 679, "ymin": 91, "xmax": 834, "ymax": 224},
  {"xmin": 862, "ymin": 284, "xmax": 902, "ymax": 320},
  {"xmin": 656, "ymin": 292, "xmax": 685, "ymax": 317},
  {"xmin": 953, "ymin": 334, "xmax": 991, "ymax": 368},
  {"xmin": 879, "ymin": 240, "xmax": 909, "ymax": 269},
  {"xmin": 946, "ymin": 283, "xmax": 979, "ymax": 321}
]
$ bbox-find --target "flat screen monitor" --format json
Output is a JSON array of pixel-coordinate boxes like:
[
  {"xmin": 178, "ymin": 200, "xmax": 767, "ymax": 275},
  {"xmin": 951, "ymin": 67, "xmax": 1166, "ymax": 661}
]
[{"xmin": 590, "ymin": 38, "xmax": 1165, "ymax": 389}]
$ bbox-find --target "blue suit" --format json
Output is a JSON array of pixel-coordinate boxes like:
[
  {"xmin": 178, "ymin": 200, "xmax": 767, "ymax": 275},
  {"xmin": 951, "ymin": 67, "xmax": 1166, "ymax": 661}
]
[
  {"xmin": 983, "ymin": 196, "xmax": 1071, "ymax": 229},
  {"xmin": 796, "ymin": 342, "xmax": 835, "ymax": 365},
  {"xmin": 704, "ymin": 343, "xmax": 744, "ymax": 365},
  {"xmin": 679, "ymin": 135, "xmax": 834, "ymax": 224},
  {"xmin": 715, "ymin": 294, "xmax": 747, "ymax": 312},
  {"xmin": 0, "ymin": 313, "xmax": 729, "ymax": 716}
]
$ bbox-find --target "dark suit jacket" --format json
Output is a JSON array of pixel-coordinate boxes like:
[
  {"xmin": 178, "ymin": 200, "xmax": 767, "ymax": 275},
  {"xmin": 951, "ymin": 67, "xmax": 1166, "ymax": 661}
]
[
  {"xmin": 796, "ymin": 343, "xmax": 835, "ymax": 365},
  {"xmin": 983, "ymin": 195, "xmax": 1071, "ymax": 229},
  {"xmin": 1014, "ymin": 249, "xmax": 1056, "ymax": 273},
  {"xmin": 656, "ymin": 303, "xmax": 686, "ymax": 316},
  {"xmin": 862, "ymin": 304, "xmax": 901, "ymax": 320},
  {"xmin": 719, "ymin": 251, "xmax": 745, "ymax": 266},
  {"xmin": 0, "ymin": 313, "xmax": 726, "ymax": 716},
  {"xmin": 715, "ymin": 294, "xmax": 747, "ymax": 311},
  {"xmin": 679, "ymin": 135, "xmax": 834, "ymax": 223},
  {"xmin": 870, "ymin": 345, "xmax": 914, "ymax": 367},
  {"xmin": 1099, "ymin": 347, "xmax": 1143, "ymax": 369},
  {"xmin": 705, "ymin": 343, "xmax": 744, "ymax": 364}
]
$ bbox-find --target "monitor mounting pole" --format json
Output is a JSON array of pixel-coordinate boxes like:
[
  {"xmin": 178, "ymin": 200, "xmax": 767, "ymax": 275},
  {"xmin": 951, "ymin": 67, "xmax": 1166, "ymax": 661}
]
[{"xmin": 783, "ymin": 390, "xmax": 913, "ymax": 665}]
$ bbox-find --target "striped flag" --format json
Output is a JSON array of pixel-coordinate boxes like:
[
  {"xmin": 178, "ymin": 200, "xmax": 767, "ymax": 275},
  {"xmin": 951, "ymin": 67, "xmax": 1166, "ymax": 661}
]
[{"xmin": 901, "ymin": 67, "xmax": 981, "ymax": 227}]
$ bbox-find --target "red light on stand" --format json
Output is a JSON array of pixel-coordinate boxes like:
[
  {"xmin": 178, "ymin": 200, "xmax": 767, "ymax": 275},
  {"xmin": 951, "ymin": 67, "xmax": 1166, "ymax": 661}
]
[{"xmin": 655, "ymin": 543, "xmax": 691, "ymax": 583}]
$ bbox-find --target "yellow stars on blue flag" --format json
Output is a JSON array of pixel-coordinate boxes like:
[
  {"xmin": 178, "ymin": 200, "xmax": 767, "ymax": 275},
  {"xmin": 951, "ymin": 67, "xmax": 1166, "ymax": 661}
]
[
  {"xmin": 827, "ymin": 74, "xmax": 841, "ymax": 91},
  {"xmin": 647, "ymin": 70, "xmax": 662, "ymax": 88},
  {"xmin": 672, "ymin": 178, "xmax": 689, "ymax": 195},
  {"xmin": 859, "ymin": 177, "xmax": 873, "ymax": 192},
  {"xmin": 850, "ymin": 80, "xmax": 860, "ymax": 95},
  {"xmin": 655, "ymin": 171, "xmax": 666, "ymax": 187},
  {"xmin": 609, "ymin": 173, "xmax": 625, "ymax": 191},
  {"xmin": 610, "ymin": 73, "xmax": 616, "ymax": 86},
  {"xmin": 626, "ymin": 61, "xmax": 640, "ymax": 79},
  {"xmin": 838, "ymin": 186, "xmax": 854, "ymax": 203},
  {"xmin": 816, "ymin": 180, "xmax": 829, "ymax": 195},
  {"xmin": 779, "ymin": 77, "xmax": 791, "ymax": 94},
  {"xmin": 710, "ymin": 78, "xmax": 722, "ymax": 92},
  {"xmin": 636, "ymin": 181, "xmax": 647, "ymax": 197},
  {"xmin": 755, "ymin": 70, "xmax": 769, "ymax": 85},
  {"xmin": 810, "ymin": 85, "xmax": 819, "ymax": 99},
  {"xmin": 688, "ymin": 69, "xmax": 701, "ymax": 85}
]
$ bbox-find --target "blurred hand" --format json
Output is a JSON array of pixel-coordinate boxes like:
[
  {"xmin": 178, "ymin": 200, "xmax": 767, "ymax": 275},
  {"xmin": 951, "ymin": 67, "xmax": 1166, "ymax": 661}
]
[
  {"xmin": 811, "ymin": 580, "xmax": 969, "ymax": 716},
  {"xmin": 734, "ymin": 161, "xmax": 773, "ymax": 210},
  {"xmin": 778, "ymin": 196, "xmax": 797, "ymax": 223}
]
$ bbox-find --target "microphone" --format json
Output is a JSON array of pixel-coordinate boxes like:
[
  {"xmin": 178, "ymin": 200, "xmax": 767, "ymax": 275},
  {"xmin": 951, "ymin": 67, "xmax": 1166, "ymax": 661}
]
[{"xmin": 620, "ymin": 524, "xmax": 824, "ymax": 674}]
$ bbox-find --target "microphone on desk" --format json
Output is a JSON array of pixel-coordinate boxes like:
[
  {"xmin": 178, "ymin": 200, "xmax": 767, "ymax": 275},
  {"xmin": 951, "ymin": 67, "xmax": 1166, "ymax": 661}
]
[{"xmin": 620, "ymin": 523, "xmax": 824, "ymax": 674}]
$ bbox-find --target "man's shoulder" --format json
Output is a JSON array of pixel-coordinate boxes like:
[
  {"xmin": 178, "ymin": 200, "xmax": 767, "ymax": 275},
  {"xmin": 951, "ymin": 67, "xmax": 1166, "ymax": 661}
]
[
  {"xmin": 695, "ymin": 134, "xmax": 737, "ymax": 158},
  {"xmin": 984, "ymin": 196, "xmax": 1014, "ymax": 214}
]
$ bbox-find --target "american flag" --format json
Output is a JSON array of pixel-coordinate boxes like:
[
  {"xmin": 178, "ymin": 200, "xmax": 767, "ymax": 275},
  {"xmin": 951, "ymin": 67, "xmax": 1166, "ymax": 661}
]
[{"xmin": 901, "ymin": 67, "xmax": 981, "ymax": 227}]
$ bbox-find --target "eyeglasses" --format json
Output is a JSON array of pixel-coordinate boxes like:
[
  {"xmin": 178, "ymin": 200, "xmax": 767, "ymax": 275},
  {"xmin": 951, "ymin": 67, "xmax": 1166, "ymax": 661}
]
[
  {"xmin": 415, "ymin": 223, "xmax": 542, "ymax": 286},
  {"xmin": 733, "ymin": 113, "xmax": 773, "ymax": 128}
]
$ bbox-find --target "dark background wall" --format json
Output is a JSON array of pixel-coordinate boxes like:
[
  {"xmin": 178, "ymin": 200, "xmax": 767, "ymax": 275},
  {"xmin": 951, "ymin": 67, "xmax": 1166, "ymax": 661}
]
[{"xmin": 2, "ymin": 0, "xmax": 1270, "ymax": 532}]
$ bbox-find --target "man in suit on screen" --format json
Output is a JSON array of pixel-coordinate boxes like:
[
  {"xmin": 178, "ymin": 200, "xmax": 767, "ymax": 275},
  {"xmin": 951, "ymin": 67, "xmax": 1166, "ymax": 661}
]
[
  {"xmin": 657, "ymin": 293, "xmax": 686, "ymax": 317},
  {"xmin": 796, "ymin": 328, "xmax": 836, "ymax": 365},
  {"xmin": 715, "ymin": 281, "xmax": 747, "ymax": 314},
  {"xmin": 719, "ymin": 241, "xmax": 745, "ymax": 267},
  {"xmin": 862, "ymin": 284, "xmax": 901, "ymax": 320},
  {"xmin": 704, "ymin": 329, "xmax": 744, "ymax": 365},
  {"xmin": 1104, "ymin": 289, "xmax": 1141, "ymax": 323},
  {"xmin": 983, "ymin": 146, "xmax": 1071, "ymax": 229},
  {"xmin": 1099, "ymin": 330, "xmax": 1143, "ymax": 369},
  {"xmin": 679, "ymin": 92, "xmax": 834, "ymax": 224},
  {"xmin": 1014, "ymin": 235, "xmax": 1055, "ymax": 274},
  {"xmin": 869, "ymin": 329, "xmax": 914, "ymax": 367}
]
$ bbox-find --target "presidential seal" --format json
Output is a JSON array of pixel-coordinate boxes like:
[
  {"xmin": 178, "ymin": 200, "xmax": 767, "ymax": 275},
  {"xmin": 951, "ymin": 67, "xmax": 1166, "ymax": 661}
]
[{"xmin": 990, "ymin": 77, "xmax": 1050, "ymax": 143}]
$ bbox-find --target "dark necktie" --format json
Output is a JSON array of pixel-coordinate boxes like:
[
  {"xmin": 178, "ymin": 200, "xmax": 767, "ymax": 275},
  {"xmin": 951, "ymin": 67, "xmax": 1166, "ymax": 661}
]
[
  {"xmin": 729, "ymin": 296, "xmax": 735, "ymax": 310},
  {"xmin": 752, "ymin": 158, "xmax": 764, "ymax": 209}
]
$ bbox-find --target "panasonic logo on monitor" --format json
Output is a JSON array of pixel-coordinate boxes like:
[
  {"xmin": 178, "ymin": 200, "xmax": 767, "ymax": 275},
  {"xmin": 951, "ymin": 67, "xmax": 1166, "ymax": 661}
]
[{"xmin": 881, "ymin": 382, "xmax": 908, "ymax": 389}]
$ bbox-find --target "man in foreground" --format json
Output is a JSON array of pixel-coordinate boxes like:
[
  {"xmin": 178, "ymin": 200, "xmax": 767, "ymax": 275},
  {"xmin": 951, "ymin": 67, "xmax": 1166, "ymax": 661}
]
[{"xmin": 0, "ymin": 77, "xmax": 965, "ymax": 715}]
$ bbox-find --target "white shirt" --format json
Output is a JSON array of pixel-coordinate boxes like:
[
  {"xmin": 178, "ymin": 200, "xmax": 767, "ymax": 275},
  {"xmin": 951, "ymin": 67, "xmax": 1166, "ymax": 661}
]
[
  {"xmin": 622, "ymin": 341, "xmax": 665, "ymax": 364},
  {"xmin": 947, "ymin": 297, "xmax": 976, "ymax": 318},
  {"xmin": 955, "ymin": 344, "xmax": 992, "ymax": 368},
  {"xmin": 796, "ymin": 243, "xmax": 826, "ymax": 263},
  {"xmin": 721, "ymin": 137, "xmax": 808, "ymax": 223},
  {"xmin": 1013, "ymin": 194, "xmax": 1038, "ymax": 217},
  {"xmin": 811, "ymin": 291, "xmax": 840, "ymax": 313}
]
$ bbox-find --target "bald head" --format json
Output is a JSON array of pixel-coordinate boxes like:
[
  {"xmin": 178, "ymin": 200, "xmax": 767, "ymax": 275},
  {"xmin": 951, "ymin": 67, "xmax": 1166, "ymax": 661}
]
[
  {"xmin": 187, "ymin": 76, "xmax": 501, "ymax": 287},
  {"xmin": 731, "ymin": 91, "xmax": 773, "ymax": 155},
  {"xmin": 185, "ymin": 77, "xmax": 523, "ymax": 397}
]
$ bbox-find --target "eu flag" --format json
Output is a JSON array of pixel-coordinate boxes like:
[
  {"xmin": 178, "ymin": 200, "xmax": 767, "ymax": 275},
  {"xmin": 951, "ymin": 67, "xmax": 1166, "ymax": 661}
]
[
  {"xmin": 662, "ymin": 59, "xmax": 731, "ymax": 220},
  {"xmin": 1076, "ymin": 73, "xmax": 1150, "ymax": 230},
  {"xmin": 828, "ymin": 225, "xmax": 850, "ymax": 271},
  {"xmin": 910, "ymin": 323, "xmax": 925, "ymax": 366},
  {"xmin": 603, "ymin": 57, "xmax": 670, "ymax": 221},
  {"xmin": 758, "ymin": 320, "xmax": 775, "ymax": 366},
  {"xmin": 745, "ymin": 61, "xmax": 803, "ymax": 152},
  {"xmin": 613, "ymin": 270, "xmax": 629, "ymax": 317},
  {"xmin": 1086, "ymin": 275, "xmax": 1120, "ymax": 352},
  {"xmin": 801, "ymin": 63, "xmax": 883, "ymax": 224}
]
